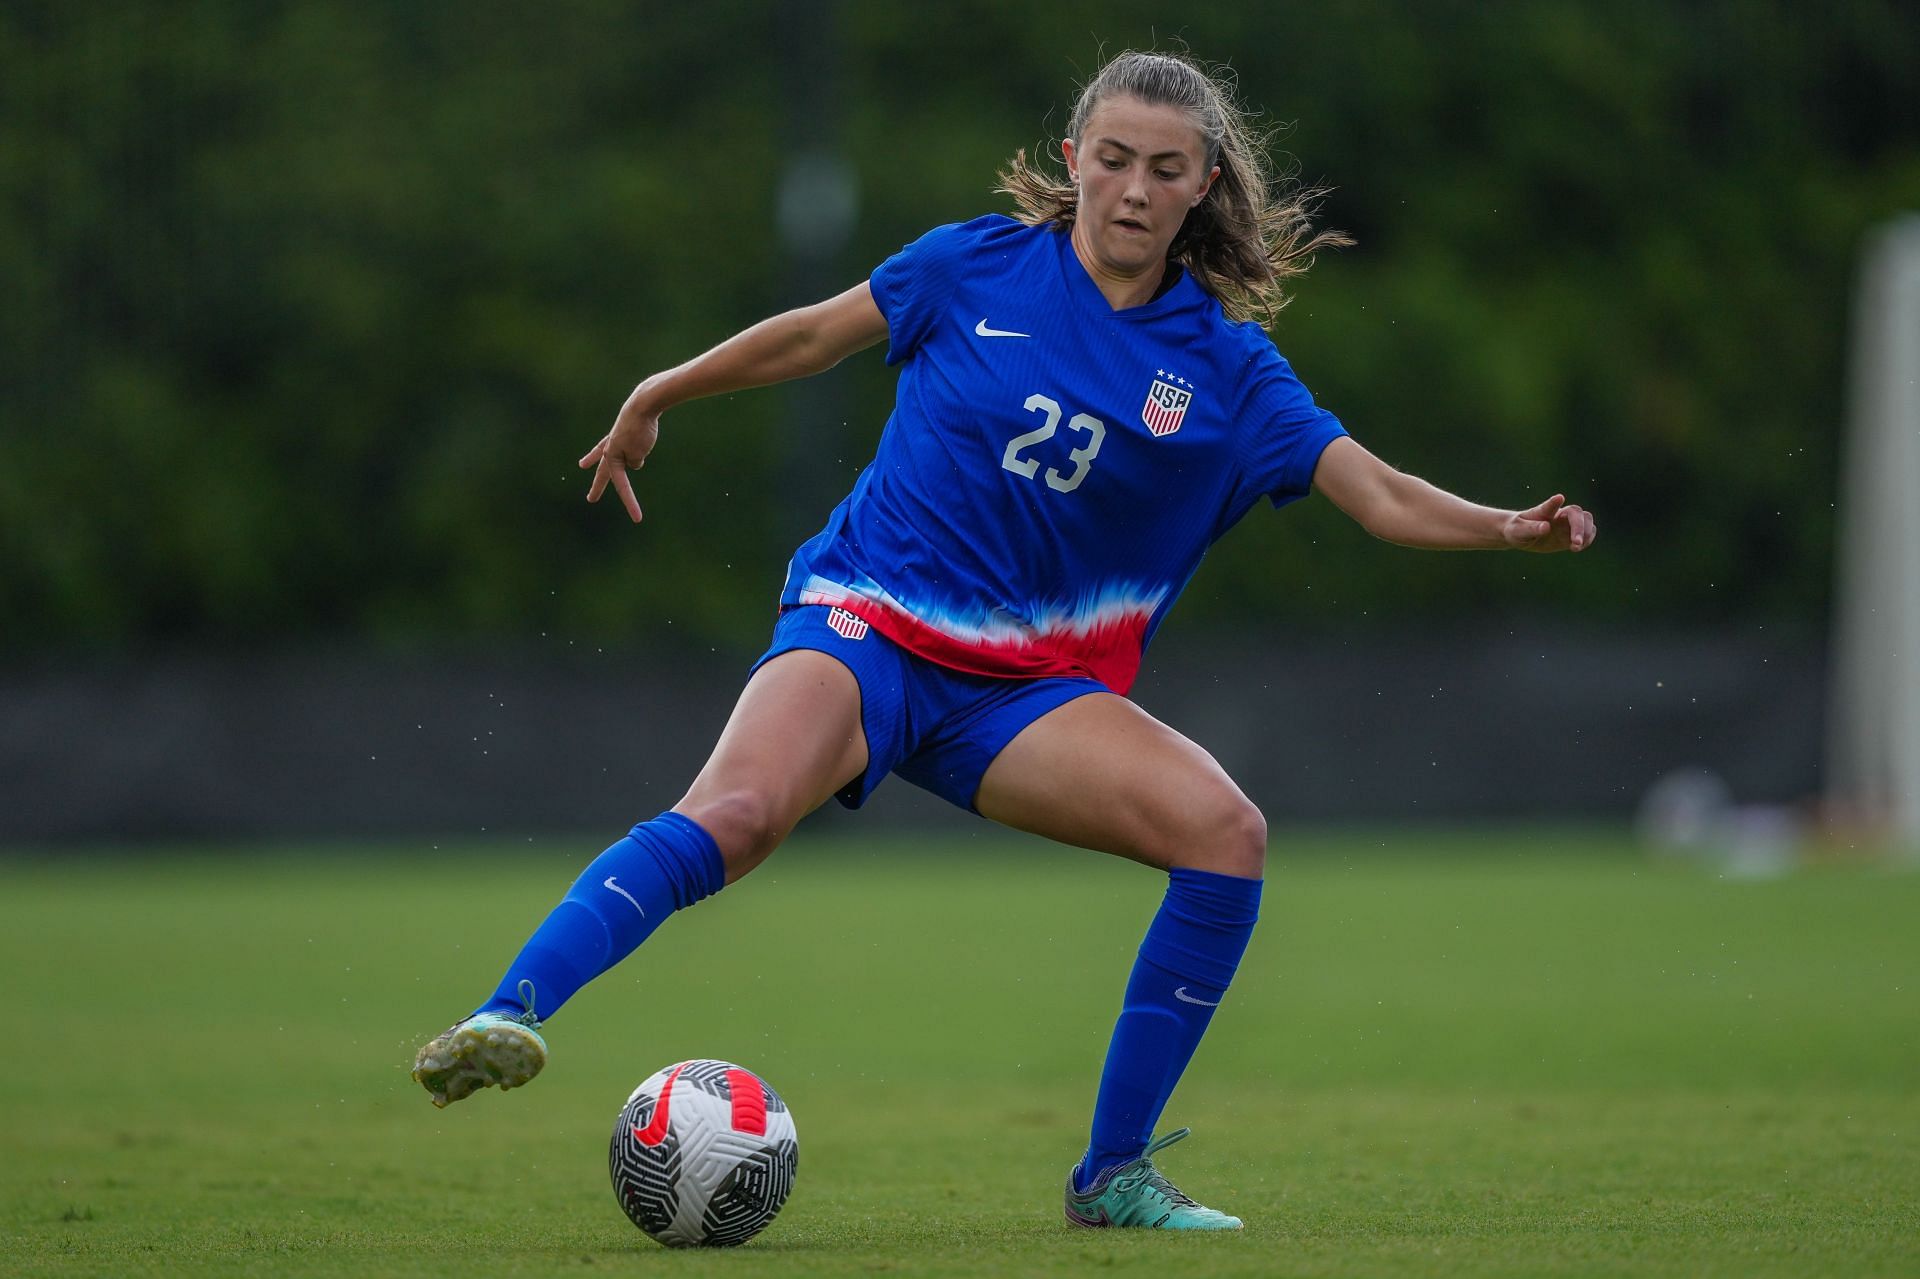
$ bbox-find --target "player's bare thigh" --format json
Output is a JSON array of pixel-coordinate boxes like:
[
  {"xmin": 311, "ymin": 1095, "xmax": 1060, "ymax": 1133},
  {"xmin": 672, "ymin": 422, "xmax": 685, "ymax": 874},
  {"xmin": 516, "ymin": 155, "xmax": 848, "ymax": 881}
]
[
  {"xmin": 973, "ymin": 692, "xmax": 1266, "ymax": 878},
  {"xmin": 673, "ymin": 649, "xmax": 868, "ymax": 884}
]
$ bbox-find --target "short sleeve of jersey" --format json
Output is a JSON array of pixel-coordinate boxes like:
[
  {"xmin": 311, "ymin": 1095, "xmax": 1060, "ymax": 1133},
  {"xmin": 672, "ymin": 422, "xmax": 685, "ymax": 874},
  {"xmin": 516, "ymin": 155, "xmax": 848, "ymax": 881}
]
[
  {"xmin": 868, "ymin": 215, "xmax": 1006, "ymax": 366},
  {"xmin": 1233, "ymin": 336, "xmax": 1348, "ymax": 510}
]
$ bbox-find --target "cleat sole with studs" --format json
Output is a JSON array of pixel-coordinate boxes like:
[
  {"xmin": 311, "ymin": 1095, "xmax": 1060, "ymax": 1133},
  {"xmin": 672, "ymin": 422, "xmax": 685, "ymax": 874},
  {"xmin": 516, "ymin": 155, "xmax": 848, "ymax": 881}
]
[{"xmin": 412, "ymin": 1017, "xmax": 547, "ymax": 1108}]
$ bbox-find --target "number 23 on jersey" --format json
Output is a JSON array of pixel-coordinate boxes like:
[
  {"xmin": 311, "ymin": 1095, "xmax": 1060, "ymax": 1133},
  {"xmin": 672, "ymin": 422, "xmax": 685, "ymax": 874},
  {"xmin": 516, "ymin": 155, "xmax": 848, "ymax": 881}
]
[{"xmin": 1000, "ymin": 393, "xmax": 1107, "ymax": 494}]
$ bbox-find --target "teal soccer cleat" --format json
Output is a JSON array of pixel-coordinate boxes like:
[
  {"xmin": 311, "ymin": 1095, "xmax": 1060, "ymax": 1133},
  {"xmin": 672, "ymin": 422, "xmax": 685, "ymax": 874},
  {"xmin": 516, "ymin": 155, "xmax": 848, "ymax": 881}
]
[
  {"xmin": 411, "ymin": 982, "xmax": 548, "ymax": 1108},
  {"xmin": 1063, "ymin": 1128, "xmax": 1244, "ymax": 1230}
]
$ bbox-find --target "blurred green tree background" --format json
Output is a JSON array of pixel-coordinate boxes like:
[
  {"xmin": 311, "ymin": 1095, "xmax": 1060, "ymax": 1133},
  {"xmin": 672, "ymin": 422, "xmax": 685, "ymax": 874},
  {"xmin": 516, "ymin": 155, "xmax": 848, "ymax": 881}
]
[{"xmin": 4, "ymin": 0, "xmax": 1916, "ymax": 654}]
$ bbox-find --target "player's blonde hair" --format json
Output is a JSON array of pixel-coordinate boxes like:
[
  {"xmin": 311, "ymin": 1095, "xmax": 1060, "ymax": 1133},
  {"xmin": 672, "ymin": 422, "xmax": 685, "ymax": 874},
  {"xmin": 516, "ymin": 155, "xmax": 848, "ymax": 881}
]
[{"xmin": 997, "ymin": 50, "xmax": 1351, "ymax": 325}]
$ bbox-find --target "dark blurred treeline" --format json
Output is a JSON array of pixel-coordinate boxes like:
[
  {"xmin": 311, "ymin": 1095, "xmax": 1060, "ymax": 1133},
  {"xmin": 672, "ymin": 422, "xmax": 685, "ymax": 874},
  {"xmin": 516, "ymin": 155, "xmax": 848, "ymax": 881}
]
[{"xmin": 4, "ymin": 0, "xmax": 1916, "ymax": 656}]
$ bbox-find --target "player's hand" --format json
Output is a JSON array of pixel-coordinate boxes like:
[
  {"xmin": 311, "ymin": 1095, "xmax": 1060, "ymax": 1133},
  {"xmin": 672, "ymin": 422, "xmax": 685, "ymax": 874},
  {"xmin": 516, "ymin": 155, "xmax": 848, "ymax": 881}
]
[
  {"xmin": 579, "ymin": 388, "xmax": 662, "ymax": 523},
  {"xmin": 1503, "ymin": 494, "xmax": 1596, "ymax": 553}
]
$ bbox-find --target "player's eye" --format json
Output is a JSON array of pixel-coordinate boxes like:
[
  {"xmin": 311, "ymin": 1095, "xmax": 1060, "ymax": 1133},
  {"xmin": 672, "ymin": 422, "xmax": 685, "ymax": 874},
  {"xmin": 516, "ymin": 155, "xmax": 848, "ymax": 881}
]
[
  {"xmin": 1102, "ymin": 157, "xmax": 1124, "ymax": 169},
  {"xmin": 1155, "ymin": 170, "xmax": 1179, "ymax": 181}
]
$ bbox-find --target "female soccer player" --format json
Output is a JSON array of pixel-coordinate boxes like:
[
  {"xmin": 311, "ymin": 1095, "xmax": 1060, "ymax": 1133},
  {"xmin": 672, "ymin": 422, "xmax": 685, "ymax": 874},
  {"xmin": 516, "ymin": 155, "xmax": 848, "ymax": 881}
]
[{"xmin": 414, "ymin": 49, "xmax": 1594, "ymax": 1230}]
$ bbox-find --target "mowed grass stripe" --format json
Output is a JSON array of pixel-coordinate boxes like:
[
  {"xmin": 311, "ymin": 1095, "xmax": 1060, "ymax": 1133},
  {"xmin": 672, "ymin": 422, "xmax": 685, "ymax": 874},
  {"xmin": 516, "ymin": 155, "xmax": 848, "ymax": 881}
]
[{"xmin": 3, "ymin": 832, "xmax": 1916, "ymax": 1277}]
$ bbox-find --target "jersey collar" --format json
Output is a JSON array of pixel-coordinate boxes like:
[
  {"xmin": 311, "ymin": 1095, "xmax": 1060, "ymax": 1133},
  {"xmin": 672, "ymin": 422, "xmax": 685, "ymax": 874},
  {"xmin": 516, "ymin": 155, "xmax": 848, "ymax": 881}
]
[{"xmin": 1052, "ymin": 224, "xmax": 1203, "ymax": 321}]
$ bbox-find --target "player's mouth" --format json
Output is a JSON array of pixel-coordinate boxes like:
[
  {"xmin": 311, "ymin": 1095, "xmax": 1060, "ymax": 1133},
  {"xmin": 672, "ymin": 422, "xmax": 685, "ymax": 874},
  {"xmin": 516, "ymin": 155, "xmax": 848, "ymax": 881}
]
[{"xmin": 1113, "ymin": 216, "xmax": 1150, "ymax": 236}]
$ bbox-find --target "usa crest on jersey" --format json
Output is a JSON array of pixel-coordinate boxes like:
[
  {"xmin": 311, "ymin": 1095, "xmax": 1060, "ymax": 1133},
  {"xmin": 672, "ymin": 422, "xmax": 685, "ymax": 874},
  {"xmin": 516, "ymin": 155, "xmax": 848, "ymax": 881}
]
[{"xmin": 1142, "ymin": 374, "xmax": 1193, "ymax": 437}]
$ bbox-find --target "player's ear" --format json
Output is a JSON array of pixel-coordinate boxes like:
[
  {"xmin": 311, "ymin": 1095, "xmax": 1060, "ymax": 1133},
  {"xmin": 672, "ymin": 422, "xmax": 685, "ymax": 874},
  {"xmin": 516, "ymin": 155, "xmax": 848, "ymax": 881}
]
[
  {"xmin": 1191, "ymin": 164, "xmax": 1220, "ymax": 207},
  {"xmin": 1061, "ymin": 136, "xmax": 1080, "ymax": 184}
]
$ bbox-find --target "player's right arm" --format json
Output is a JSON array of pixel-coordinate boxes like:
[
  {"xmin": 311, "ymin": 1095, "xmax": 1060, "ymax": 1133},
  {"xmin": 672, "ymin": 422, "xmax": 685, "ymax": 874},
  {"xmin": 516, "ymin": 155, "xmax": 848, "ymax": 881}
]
[{"xmin": 582, "ymin": 282, "xmax": 889, "ymax": 522}]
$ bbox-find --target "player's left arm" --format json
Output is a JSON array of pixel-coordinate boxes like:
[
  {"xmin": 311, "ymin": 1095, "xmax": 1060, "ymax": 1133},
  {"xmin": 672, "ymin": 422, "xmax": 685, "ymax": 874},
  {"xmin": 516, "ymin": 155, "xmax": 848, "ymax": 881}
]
[{"xmin": 1310, "ymin": 436, "xmax": 1596, "ymax": 552}]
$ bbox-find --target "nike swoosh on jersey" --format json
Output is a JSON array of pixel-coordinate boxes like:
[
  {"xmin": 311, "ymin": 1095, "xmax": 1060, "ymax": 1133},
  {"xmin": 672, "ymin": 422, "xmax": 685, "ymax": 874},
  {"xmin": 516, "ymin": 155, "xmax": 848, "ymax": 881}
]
[
  {"xmin": 632, "ymin": 1063, "xmax": 684, "ymax": 1146},
  {"xmin": 974, "ymin": 318, "xmax": 1030, "ymax": 338},
  {"xmin": 1173, "ymin": 987, "xmax": 1220, "ymax": 1007}
]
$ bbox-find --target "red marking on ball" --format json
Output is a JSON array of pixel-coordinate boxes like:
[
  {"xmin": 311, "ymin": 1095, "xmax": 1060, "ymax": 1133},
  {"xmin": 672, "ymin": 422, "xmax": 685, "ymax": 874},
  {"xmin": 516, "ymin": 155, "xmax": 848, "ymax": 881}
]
[
  {"xmin": 632, "ymin": 1063, "xmax": 684, "ymax": 1147},
  {"xmin": 726, "ymin": 1068, "xmax": 768, "ymax": 1136}
]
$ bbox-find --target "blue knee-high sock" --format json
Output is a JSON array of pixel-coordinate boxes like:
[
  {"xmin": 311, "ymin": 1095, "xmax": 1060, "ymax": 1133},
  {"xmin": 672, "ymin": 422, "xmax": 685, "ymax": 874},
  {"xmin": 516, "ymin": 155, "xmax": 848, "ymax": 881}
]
[
  {"xmin": 478, "ymin": 811, "xmax": 726, "ymax": 1022},
  {"xmin": 1074, "ymin": 866, "xmax": 1262, "ymax": 1192}
]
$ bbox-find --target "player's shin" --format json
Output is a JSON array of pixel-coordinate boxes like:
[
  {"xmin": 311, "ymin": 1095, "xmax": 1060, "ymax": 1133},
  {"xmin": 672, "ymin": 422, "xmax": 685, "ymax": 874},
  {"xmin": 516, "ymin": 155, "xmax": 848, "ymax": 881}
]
[
  {"xmin": 477, "ymin": 811, "xmax": 726, "ymax": 1022},
  {"xmin": 1075, "ymin": 866, "xmax": 1262, "ymax": 1190}
]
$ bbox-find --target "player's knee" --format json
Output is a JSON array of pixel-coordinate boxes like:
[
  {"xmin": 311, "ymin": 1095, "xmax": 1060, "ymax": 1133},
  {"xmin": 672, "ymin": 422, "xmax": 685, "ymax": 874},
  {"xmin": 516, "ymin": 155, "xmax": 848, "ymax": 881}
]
[
  {"xmin": 1215, "ymin": 795, "xmax": 1268, "ymax": 878},
  {"xmin": 1170, "ymin": 789, "xmax": 1267, "ymax": 879},
  {"xmin": 675, "ymin": 789, "xmax": 790, "ymax": 876}
]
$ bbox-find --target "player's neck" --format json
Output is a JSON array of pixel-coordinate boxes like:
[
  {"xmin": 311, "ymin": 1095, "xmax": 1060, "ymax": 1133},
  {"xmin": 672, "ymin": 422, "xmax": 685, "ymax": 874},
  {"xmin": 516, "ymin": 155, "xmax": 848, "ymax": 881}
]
[{"xmin": 1068, "ymin": 222, "xmax": 1168, "ymax": 311}]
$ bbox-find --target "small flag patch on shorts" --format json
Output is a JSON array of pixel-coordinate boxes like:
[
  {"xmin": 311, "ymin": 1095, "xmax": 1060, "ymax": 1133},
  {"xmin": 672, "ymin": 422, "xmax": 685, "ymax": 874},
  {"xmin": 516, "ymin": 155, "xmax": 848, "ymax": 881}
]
[{"xmin": 827, "ymin": 608, "xmax": 869, "ymax": 640}]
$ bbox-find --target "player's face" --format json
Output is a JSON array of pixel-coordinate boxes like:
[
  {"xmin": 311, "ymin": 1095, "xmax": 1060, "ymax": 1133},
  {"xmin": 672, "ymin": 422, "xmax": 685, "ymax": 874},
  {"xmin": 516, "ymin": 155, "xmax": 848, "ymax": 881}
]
[{"xmin": 1062, "ymin": 95, "xmax": 1219, "ymax": 281}]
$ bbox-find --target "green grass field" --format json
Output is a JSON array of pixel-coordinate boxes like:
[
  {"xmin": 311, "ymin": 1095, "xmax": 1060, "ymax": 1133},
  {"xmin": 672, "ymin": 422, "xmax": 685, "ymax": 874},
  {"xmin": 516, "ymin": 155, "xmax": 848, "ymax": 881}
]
[{"xmin": 4, "ymin": 830, "xmax": 1916, "ymax": 1277}]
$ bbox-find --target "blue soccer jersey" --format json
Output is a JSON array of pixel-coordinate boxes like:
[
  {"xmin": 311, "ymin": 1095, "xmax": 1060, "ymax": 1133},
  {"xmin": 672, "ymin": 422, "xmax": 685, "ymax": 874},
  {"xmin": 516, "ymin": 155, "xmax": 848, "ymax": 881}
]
[{"xmin": 780, "ymin": 214, "xmax": 1347, "ymax": 694}]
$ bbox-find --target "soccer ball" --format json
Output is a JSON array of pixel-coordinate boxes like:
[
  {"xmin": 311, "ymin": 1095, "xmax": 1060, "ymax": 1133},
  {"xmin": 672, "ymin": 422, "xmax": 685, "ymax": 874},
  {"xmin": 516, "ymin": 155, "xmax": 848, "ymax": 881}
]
[{"xmin": 608, "ymin": 1059, "xmax": 799, "ymax": 1247}]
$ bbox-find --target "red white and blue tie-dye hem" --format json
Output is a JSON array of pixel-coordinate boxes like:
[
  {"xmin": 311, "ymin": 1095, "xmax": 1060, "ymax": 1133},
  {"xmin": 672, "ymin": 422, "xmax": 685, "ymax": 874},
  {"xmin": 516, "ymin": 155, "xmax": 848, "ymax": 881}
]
[{"xmin": 792, "ymin": 573, "xmax": 1165, "ymax": 695}]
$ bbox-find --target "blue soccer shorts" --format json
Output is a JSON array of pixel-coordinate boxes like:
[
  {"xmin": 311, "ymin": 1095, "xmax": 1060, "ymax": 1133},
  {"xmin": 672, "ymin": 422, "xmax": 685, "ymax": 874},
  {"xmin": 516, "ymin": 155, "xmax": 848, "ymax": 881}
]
[{"xmin": 749, "ymin": 605, "xmax": 1109, "ymax": 813}]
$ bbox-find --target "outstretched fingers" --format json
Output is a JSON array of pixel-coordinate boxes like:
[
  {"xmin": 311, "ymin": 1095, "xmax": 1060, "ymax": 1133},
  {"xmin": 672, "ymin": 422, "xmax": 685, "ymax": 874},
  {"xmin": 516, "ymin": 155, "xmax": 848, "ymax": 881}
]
[
  {"xmin": 1519, "ymin": 493, "xmax": 1566, "ymax": 522},
  {"xmin": 608, "ymin": 461, "xmax": 643, "ymax": 522},
  {"xmin": 580, "ymin": 435, "xmax": 614, "ymax": 502},
  {"xmin": 578, "ymin": 434, "xmax": 644, "ymax": 521},
  {"xmin": 1509, "ymin": 492, "xmax": 1601, "ymax": 553},
  {"xmin": 1559, "ymin": 503, "xmax": 1595, "ymax": 551}
]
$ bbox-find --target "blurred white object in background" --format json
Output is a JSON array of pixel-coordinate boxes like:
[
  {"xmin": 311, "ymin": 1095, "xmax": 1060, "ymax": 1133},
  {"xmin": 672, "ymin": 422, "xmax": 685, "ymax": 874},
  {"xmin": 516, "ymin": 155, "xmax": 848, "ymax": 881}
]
[
  {"xmin": 1828, "ymin": 215, "xmax": 1920, "ymax": 853},
  {"xmin": 1637, "ymin": 767, "xmax": 1735, "ymax": 856},
  {"xmin": 1637, "ymin": 768, "xmax": 1803, "ymax": 878},
  {"xmin": 1720, "ymin": 804, "xmax": 1803, "ymax": 880}
]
